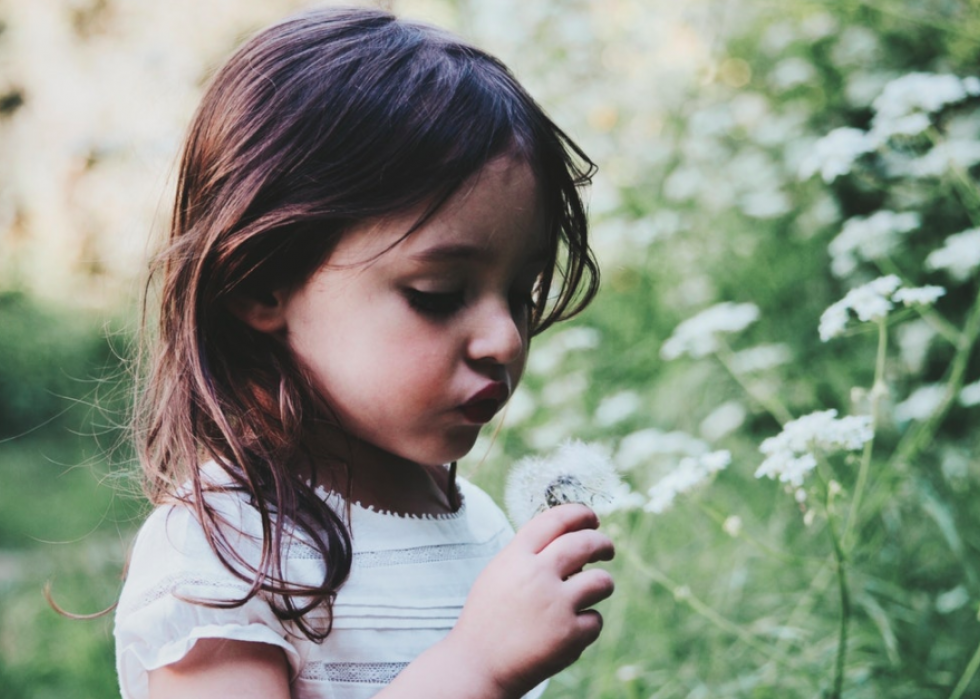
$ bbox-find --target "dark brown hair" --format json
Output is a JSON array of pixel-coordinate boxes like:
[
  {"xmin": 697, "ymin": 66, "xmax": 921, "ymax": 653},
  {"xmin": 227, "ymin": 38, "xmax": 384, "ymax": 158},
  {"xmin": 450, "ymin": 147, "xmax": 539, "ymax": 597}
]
[{"xmin": 136, "ymin": 6, "xmax": 598, "ymax": 641}]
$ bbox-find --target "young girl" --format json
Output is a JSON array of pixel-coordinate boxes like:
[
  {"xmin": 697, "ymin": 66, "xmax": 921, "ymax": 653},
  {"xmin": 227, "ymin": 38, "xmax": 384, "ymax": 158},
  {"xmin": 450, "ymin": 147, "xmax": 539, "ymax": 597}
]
[{"xmin": 114, "ymin": 7, "xmax": 614, "ymax": 699}]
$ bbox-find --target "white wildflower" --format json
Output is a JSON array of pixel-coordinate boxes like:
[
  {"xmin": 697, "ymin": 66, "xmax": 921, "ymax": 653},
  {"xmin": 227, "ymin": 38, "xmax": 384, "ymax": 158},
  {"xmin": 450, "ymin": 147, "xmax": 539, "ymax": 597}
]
[
  {"xmin": 594, "ymin": 391, "xmax": 643, "ymax": 427},
  {"xmin": 897, "ymin": 320, "xmax": 936, "ymax": 373},
  {"xmin": 661, "ymin": 302, "xmax": 761, "ymax": 360},
  {"xmin": 722, "ymin": 515, "xmax": 743, "ymax": 538},
  {"xmin": 526, "ymin": 326, "xmax": 601, "ymax": 376},
  {"xmin": 869, "ymin": 112, "xmax": 932, "ymax": 142},
  {"xmin": 645, "ymin": 450, "xmax": 731, "ymax": 514},
  {"xmin": 699, "ymin": 401, "xmax": 747, "ymax": 441},
  {"xmin": 959, "ymin": 379, "xmax": 980, "ymax": 408},
  {"xmin": 872, "ymin": 73, "xmax": 980, "ymax": 133},
  {"xmin": 502, "ymin": 388, "xmax": 535, "ymax": 425},
  {"xmin": 828, "ymin": 211, "xmax": 920, "ymax": 278},
  {"xmin": 819, "ymin": 275, "xmax": 902, "ymax": 341},
  {"xmin": 769, "ymin": 57, "xmax": 816, "ymax": 91},
  {"xmin": 894, "ymin": 383, "xmax": 946, "ymax": 422},
  {"xmin": 729, "ymin": 344, "xmax": 793, "ymax": 373},
  {"xmin": 504, "ymin": 440, "xmax": 626, "ymax": 527},
  {"xmin": 542, "ymin": 372, "xmax": 588, "ymax": 407},
  {"xmin": 616, "ymin": 665, "xmax": 641, "ymax": 683},
  {"xmin": 892, "ymin": 285, "xmax": 946, "ymax": 307},
  {"xmin": 936, "ymin": 585, "xmax": 970, "ymax": 614},
  {"xmin": 615, "ymin": 428, "xmax": 708, "ymax": 471},
  {"xmin": 925, "ymin": 228, "xmax": 980, "ymax": 282},
  {"xmin": 755, "ymin": 409, "xmax": 873, "ymax": 487},
  {"xmin": 906, "ymin": 140, "xmax": 980, "ymax": 178},
  {"xmin": 798, "ymin": 127, "xmax": 876, "ymax": 182},
  {"xmin": 740, "ymin": 190, "xmax": 793, "ymax": 219}
]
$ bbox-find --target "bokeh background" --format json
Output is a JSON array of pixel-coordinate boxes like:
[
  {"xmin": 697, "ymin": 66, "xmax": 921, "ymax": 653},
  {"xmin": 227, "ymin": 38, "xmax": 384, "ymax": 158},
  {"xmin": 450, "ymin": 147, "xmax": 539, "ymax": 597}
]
[{"xmin": 2, "ymin": 0, "xmax": 980, "ymax": 697}]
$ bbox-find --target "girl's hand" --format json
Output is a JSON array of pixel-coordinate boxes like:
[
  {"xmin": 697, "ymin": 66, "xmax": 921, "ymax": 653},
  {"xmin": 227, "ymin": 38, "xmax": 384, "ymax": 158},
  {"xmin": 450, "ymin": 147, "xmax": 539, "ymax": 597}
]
[{"xmin": 447, "ymin": 503, "xmax": 616, "ymax": 697}]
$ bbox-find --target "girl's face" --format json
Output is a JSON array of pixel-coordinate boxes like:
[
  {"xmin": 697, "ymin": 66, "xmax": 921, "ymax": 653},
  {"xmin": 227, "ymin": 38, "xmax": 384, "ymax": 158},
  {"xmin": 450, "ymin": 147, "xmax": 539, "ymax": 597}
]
[{"xmin": 276, "ymin": 157, "xmax": 546, "ymax": 467}]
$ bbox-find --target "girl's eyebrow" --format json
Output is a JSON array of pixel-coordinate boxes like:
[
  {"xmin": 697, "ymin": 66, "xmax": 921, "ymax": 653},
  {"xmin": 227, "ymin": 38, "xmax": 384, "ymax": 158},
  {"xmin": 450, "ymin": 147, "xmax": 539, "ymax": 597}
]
[{"xmin": 409, "ymin": 243, "xmax": 549, "ymax": 265}]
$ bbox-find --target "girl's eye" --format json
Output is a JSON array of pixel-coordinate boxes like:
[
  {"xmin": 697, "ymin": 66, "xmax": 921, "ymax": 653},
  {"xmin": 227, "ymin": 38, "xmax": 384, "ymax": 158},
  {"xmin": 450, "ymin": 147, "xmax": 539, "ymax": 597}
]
[{"xmin": 406, "ymin": 289, "xmax": 466, "ymax": 318}]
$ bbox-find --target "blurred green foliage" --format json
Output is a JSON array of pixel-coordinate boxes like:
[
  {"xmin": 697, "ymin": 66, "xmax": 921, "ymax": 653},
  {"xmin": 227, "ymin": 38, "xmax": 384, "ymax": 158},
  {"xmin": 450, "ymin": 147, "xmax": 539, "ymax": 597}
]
[{"xmin": 2, "ymin": 0, "xmax": 980, "ymax": 698}]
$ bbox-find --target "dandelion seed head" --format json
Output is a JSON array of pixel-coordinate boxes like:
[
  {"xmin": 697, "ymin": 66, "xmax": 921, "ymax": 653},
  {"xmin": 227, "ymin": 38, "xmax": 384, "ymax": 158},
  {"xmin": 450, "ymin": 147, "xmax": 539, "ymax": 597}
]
[
  {"xmin": 504, "ymin": 440, "xmax": 627, "ymax": 527},
  {"xmin": 661, "ymin": 302, "xmax": 761, "ymax": 360}
]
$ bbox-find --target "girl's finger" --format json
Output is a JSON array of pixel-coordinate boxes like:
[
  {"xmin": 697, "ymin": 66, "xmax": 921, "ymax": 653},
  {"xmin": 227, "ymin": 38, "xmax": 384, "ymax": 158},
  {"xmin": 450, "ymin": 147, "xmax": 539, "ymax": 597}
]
[
  {"xmin": 565, "ymin": 568, "xmax": 615, "ymax": 611},
  {"xmin": 514, "ymin": 503, "xmax": 599, "ymax": 554},
  {"xmin": 574, "ymin": 609, "xmax": 604, "ymax": 647},
  {"xmin": 540, "ymin": 529, "xmax": 615, "ymax": 578}
]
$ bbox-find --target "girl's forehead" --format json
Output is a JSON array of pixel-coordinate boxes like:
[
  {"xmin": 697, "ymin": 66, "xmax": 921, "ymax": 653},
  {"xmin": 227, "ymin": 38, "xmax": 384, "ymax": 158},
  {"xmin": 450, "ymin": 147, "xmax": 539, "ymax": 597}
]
[{"xmin": 331, "ymin": 159, "xmax": 548, "ymax": 267}]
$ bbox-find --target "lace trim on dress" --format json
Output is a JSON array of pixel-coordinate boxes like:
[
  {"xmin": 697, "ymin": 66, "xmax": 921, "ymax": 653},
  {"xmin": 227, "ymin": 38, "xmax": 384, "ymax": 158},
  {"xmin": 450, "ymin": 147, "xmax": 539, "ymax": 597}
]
[
  {"xmin": 298, "ymin": 661, "xmax": 409, "ymax": 684},
  {"xmin": 285, "ymin": 527, "xmax": 508, "ymax": 567},
  {"xmin": 353, "ymin": 528, "xmax": 509, "ymax": 568},
  {"xmin": 118, "ymin": 574, "xmax": 253, "ymax": 615},
  {"xmin": 311, "ymin": 483, "xmax": 467, "ymax": 521}
]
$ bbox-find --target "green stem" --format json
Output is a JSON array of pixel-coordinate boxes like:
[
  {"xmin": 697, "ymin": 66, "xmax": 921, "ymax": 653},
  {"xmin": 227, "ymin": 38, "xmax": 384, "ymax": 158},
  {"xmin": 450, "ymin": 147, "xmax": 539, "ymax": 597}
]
[
  {"xmin": 827, "ymin": 507, "xmax": 851, "ymax": 699},
  {"xmin": 842, "ymin": 318, "xmax": 887, "ymax": 550},
  {"xmin": 948, "ymin": 633, "xmax": 980, "ymax": 699},
  {"xmin": 876, "ymin": 257, "xmax": 962, "ymax": 347},
  {"xmin": 622, "ymin": 544, "xmax": 793, "ymax": 668},
  {"xmin": 697, "ymin": 503, "xmax": 824, "ymax": 564},
  {"xmin": 892, "ymin": 283, "xmax": 980, "ymax": 469},
  {"xmin": 715, "ymin": 341, "xmax": 794, "ymax": 426}
]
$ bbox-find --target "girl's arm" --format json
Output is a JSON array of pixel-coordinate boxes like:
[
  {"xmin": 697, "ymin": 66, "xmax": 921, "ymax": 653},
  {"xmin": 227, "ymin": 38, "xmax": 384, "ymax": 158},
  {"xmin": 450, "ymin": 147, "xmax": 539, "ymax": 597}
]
[
  {"xmin": 148, "ymin": 504, "xmax": 613, "ymax": 699},
  {"xmin": 148, "ymin": 638, "xmax": 291, "ymax": 699}
]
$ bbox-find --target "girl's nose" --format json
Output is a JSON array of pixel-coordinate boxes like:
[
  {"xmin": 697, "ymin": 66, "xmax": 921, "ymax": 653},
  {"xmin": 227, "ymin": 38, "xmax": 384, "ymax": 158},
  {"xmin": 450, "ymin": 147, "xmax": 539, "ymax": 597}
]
[{"xmin": 466, "ymin": 301, "xmax": 526, "ymax": 367}]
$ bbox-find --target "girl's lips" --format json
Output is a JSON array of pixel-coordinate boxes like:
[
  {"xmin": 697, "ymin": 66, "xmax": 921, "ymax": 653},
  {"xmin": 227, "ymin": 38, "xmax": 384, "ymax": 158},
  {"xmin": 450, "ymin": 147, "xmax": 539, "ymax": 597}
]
[
  {"xmin": 460, "ymin": 400, "xmax": 502, "ymax": 423},
  {"xmin": 460, "ymin": 382, "xmax": 509, "ymax": 423}
]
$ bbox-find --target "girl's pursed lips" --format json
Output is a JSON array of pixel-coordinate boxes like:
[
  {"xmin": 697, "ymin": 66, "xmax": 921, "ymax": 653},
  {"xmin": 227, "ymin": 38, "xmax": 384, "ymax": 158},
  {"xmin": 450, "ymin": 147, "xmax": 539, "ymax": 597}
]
[{"xmin": 459, "ymin": 381, "xmax": 509, "ymax": 423}]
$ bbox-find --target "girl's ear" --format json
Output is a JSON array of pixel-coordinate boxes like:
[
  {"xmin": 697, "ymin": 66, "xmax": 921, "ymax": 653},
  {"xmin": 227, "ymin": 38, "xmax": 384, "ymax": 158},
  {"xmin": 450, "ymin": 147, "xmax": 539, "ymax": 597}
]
[{"xmin": 226, "ymin": 289, "xmax": 289, "ymax": 334}]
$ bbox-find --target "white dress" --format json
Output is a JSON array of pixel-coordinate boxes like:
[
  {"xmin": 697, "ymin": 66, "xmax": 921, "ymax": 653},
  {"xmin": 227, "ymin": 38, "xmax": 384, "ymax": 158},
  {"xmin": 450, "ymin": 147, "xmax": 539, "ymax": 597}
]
[{"xmin": 114, "ymin": 473, "xmax": 547, "ymax": 699}]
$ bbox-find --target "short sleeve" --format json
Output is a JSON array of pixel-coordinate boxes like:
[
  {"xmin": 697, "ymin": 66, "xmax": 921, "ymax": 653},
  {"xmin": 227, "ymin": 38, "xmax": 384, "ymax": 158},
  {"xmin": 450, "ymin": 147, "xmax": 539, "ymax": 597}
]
[{"xmin": 114, "ymin": 500, "xmax": 303, "ymax": 699}]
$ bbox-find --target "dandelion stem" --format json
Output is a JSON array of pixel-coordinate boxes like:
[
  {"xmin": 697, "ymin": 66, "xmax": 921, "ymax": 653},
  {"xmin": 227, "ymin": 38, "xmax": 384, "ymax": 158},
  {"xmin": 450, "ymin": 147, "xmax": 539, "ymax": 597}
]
[
  {"xmin": 715, "ymin": 341, "xmax": 794, "ymax": 425},
  {"xmin": 948, "ymin": 632, "xmax": 980, "ymax": 699},
  {"xmin": 842, "ymin": 318, "xmax": 886, "ymax": 550},
  {"xmin": 827, "ymin": 506, "xmax": 851, "ymax": 699},
  {"xmin": 622, "ymin": 544, "xmax": 793, "ymax": 668}
]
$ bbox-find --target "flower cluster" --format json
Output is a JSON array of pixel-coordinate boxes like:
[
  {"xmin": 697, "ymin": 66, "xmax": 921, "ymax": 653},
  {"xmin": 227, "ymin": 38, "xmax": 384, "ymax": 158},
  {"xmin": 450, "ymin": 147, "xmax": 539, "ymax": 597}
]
[
  {"xmin": 661, "ymin": 302, "xmax": 760, "ymax": 360},
  {"xmin": 925, "ymin": 228, "xmax": 980, "ymax": 282},
  {"xmin": 755, "ymin": 410, "xmax": 873, "ymax": 487},
  {"xmin": 504, "ymin": 440, "xmax": 634, "ymax": 527},
  {"xmin": 799, "ymin": 72, "xmax": 980, "ymax": 183},
  {"xmin": 871, "ymin": 72, "xmax": 980, "ymax": 138},
  {"xmin": 819, "ymin": 275, "xmax": 946, "ymax": 341},
  {"xmin": 644, "ymin": 450, "xmax": 732, "ymax": 514},
  {"xmin": 828, "ymin": 210, "xmax": 920, "ymax": 278}
]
